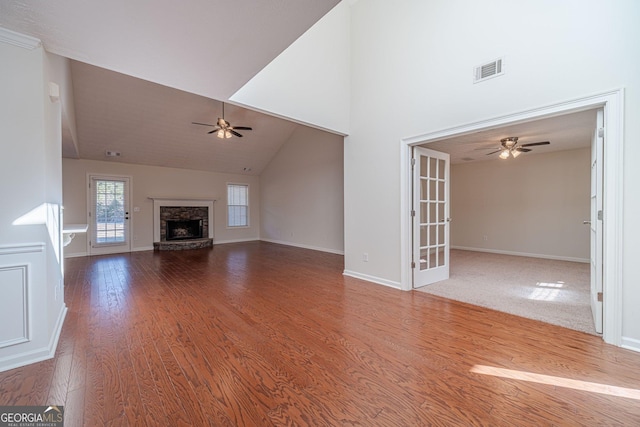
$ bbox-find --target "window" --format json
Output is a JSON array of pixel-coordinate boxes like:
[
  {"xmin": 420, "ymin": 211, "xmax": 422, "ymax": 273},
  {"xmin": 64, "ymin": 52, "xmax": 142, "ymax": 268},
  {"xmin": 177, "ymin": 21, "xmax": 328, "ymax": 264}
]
[{"xmin": 227, "ymin": 184, "xmax": 249, "ymax": 227}]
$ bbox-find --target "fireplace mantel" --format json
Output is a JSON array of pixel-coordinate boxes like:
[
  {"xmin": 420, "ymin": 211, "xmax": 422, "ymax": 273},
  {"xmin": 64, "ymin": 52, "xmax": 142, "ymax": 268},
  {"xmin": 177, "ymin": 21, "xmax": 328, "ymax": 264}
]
[{"xmin": 150, "ymin": 197, "xmax": 215, "ymax": 243}]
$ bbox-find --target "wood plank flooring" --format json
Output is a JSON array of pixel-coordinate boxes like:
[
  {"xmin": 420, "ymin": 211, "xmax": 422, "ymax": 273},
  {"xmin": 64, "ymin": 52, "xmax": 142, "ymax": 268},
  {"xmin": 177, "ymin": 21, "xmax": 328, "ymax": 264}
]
[{"xmin": 1, "ymin": 241, "xmax": 640, "ymax": 425}]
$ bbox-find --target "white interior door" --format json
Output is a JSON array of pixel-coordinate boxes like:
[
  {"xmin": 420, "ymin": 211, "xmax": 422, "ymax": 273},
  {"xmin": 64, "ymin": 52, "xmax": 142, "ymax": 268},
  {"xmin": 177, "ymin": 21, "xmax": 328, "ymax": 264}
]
[
  {"xmin": 89, "ymin": 175, "xmax": 131, "ymax": 255},
  {"xmin": 413, "ymin": 147, "xmax": 450, "ymax": 288},
  {"xmin": 590, "ymin": 109, "xmax": 604, "ymax": 334}
]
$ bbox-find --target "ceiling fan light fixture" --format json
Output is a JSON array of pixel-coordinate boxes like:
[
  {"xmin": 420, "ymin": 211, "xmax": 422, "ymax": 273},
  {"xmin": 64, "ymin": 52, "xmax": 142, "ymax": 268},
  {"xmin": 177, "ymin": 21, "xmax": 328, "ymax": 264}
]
[
  {"xmin": 499, "ymin": 150, "xmax": 510, "ymax": 159},
  {"xmin": 216, "ymin": 129, "xmax": 233, "ymax": 139},
  {"xmin": 193, "ymin": 101, "xmax": 252, "ymax": 139},
  {"xmin": 511, "ymin": 149, "xmax": 522, "ymax": 158},
  {"xmin": 501, "ymin": 137, "xmax": 518, "ymax": 148}
]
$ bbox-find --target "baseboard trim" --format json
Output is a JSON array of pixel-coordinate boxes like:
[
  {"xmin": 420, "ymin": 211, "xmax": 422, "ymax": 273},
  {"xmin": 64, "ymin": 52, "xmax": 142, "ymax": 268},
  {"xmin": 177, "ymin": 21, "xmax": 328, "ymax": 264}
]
[
  {"xmin": 0, "ymin": 304, "xmax": 67, "ymax": 373},
  {"xmin": 49, "ymin": 303, "xmax": 68, "ymax": 355},
  {"xmin": 260, "ymin": 239, "xmax": 344, "ymax": 255},
  {"xmin": 343, "ymin": 270, "xmax": 401, "ymax": 290},
  {"xmin": 621, "ymin": 336, "xmax": 640, "ymax": 353},
  {"xmin": 132, "ymin": 246, "xmax": 154, "ymax": 253},
  {"xmin": 64, "ymin": 251, "xmax": 88, "ymax": 258},
  {"xmin": 213, "ymin": 238, "xmax": 260, "ymax": 245},
  {"xmin": 451, "ymin": 246, "xmax": 589, "ymax": 264}
]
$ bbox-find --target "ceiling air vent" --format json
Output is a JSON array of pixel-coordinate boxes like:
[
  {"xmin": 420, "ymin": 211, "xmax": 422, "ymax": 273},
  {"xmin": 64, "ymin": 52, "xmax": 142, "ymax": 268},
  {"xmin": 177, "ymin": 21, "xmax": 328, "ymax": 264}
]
[{"xmin": 474, "ymin": 58, "xmax": 504, "ymax": 83}]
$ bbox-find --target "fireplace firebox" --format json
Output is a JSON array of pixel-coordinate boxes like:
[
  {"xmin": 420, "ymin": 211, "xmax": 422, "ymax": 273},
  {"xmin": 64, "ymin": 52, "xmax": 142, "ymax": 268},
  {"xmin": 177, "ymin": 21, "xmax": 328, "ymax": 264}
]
[{"xmin": 166, "ymin": 219, "xmax": 203, "ymax": 241}]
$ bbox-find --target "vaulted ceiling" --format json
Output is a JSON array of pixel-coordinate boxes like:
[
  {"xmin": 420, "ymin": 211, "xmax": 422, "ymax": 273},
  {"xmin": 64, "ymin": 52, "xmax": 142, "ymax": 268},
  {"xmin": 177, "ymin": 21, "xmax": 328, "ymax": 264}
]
[
  {"xmin": 68, "ymin": 61, "xmax": 301, "ymax": 175},
  {"xmin": 0, "ymin": 0, "xmax": 340, "ymax": 101},
  {"xmin": 0, "ymin": 0, "xmax": 341, "ymax": 175},
  {"xmin": 1, "ymin": 1, "xmax": 596, "ymax": 173}
]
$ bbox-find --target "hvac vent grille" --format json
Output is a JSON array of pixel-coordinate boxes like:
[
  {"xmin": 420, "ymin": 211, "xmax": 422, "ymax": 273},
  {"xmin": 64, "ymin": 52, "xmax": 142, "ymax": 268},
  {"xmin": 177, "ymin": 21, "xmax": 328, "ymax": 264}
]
[{"xmin": 474, "ymin": 58, "xmax": 504, "ymax": 83}]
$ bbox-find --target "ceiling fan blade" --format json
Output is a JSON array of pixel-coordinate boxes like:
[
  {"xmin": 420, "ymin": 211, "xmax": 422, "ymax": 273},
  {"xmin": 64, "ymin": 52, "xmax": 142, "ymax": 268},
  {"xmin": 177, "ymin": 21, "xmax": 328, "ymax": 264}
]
[
  {"xmin": 516, "ymin": 148, "xmax": 532, "ymax": 152},
  {"xmin": 232, "ymin": 126, "xmax": 252, "ymax": 131},
  {"xmin": 207, "ymin": 127, "xmax": 221, "ymax": 134},
  {"xmin": 474, "ymin": 146, "xmax": 500, "ymax": 151},
  {"xmin": 230, "ymin": 129, "xmax": 243, "ymax": 138},
  {"xmin": 520, "ymin": 141, "xmax": 550, "ymax": 147},
  {"xmin": 192, "ymin": 122, "xmax": 216, "ymax": 127},
  {"xmin": 486, "ymin": 150, "xmax": 502, "ymax": 155}
]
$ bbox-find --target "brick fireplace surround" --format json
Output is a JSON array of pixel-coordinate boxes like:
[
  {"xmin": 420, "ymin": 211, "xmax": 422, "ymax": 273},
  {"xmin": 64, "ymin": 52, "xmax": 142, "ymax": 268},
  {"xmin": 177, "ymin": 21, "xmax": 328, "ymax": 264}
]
[{"xmin": 150, "ymin": 198, "xmax": 215, "ymax": 250}]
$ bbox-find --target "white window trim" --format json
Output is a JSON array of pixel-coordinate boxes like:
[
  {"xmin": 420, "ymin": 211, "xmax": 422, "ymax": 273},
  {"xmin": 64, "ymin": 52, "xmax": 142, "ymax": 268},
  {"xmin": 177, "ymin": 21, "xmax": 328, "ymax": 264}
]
[{"xmin": 226, "ymin": 183, "xmax": 250, "ymax": 228}]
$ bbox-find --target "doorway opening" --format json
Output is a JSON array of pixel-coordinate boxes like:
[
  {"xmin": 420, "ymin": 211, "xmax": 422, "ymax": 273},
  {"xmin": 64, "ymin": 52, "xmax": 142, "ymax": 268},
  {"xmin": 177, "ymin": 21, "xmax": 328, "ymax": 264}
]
[{"xmin": 400, "ymin": 90, "xmax": 623, "ymax": 346}]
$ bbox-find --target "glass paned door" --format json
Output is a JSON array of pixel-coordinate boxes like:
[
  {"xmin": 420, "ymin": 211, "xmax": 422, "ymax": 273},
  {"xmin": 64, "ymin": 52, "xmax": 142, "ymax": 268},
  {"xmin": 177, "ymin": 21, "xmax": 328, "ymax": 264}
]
[
  {"xmin": 89, "ymin": 176, "xmax": 131, "ymax": 255},
  {"xmin": 413, "ymin": 147, "xmax": 450, "ymax": 288}
]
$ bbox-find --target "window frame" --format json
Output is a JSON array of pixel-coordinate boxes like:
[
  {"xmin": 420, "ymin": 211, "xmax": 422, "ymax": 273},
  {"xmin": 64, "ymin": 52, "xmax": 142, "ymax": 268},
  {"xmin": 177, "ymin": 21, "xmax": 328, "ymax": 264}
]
[{"xmin": 226, "ymin": 183, "xmax": 250, "ymax": 228}]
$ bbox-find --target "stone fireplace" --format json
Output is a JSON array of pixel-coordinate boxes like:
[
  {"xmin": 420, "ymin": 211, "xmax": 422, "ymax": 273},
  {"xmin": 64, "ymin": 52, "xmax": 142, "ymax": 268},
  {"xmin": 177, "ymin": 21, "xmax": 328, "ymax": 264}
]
[{"xmin": 151, "ymin": 198, "xmax": 215, "ymax": 250}]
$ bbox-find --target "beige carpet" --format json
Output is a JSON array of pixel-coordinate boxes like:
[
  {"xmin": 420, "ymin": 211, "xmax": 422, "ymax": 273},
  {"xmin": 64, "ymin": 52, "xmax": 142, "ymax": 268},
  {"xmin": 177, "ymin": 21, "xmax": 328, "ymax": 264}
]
[{"xmin": 415, "ymin": 249, "xmax": 597, "ymax": 335}]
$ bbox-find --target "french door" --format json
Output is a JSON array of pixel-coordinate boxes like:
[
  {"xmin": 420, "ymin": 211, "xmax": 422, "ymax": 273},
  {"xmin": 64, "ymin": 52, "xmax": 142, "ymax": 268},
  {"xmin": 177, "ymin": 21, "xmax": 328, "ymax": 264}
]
[
  {"xmin": 413, "ymin": 147, "xmax": 450, "ymax": 288},
  {"xmin": 88, "ymin": 175, "xmax": 131, "ymax": 255}
]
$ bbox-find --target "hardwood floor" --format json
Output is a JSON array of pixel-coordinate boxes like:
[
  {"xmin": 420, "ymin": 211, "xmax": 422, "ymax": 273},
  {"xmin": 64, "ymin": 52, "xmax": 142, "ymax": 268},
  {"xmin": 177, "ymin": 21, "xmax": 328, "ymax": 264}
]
[{"xmin": 1, "ymin": 241, "xmax": 640, "ymax": 426}]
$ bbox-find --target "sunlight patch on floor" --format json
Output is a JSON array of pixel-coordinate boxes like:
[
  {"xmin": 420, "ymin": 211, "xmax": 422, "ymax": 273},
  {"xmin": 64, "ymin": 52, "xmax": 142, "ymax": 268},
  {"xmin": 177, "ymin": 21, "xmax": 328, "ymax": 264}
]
[
  {"xmin": 470, "ymin": 365, "xmax": 640, "ymax": 400},
  {"xmin": 528, "ymin": 281, "xmax": 565, "ymax": 301}
]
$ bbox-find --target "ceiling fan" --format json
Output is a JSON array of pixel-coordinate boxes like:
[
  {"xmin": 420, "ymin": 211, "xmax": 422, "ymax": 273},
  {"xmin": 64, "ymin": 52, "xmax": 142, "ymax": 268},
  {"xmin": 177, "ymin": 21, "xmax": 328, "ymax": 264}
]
[
  {"xmin": 485, "ymin": 137, "xmax": 550, "ymax": 159},
  {"xmin": 192, "ymin": 102, "xmax": 252, "ymax": 139}
]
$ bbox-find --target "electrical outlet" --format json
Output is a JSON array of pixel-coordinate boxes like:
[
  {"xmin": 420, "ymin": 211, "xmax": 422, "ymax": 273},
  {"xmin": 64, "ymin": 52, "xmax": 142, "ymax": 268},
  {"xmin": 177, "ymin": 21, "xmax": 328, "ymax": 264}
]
[
  {"xmin": 363, "ymin": 253, "xmax": 369, "ymax": 262},
  {"xmin": 483, "ymin": 235, "xmax": 488, "ymax": 242}
]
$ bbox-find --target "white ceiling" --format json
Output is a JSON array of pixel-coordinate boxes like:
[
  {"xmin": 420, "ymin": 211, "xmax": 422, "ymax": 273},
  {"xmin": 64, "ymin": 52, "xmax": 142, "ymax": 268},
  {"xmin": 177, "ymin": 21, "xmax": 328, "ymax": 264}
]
[
  {"xmin": 70, "ymin": 61, "xmax": 300, "ymax": 175},
  {"xmin": 0, "ymin": 0, "xmax": 340, "ymax": 101},
  {"xmin": 1, "ymin": 1, "xmax": 597, "ymax": 173},
  {"xmin": 0, "ymin": 0, "xmax": 340, "ymax": 175},
  {"xmin": 423, "ymin": 109, "xmax": 597, "ymax": 164}
]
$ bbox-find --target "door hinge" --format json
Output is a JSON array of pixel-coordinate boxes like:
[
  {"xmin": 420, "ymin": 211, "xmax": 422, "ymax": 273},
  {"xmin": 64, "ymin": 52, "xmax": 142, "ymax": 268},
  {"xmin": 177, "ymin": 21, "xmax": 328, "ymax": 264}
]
[
  {"xmin": 598, "ymin": 127, "xmax": 605, "ymax": 138},
  {"xmin": 411, "ymin": 262, "xmax": 416, "ymax": 269},
  {"xmin": 598, "ymin": 210, "xmax": 603, "ymax": 221},
  {"xmin": 411, "ymin": 210, "xmax": 415, "ymax": 217},
  {"xmin": 411, "ymin": 158, "xmax": 416, "ymax": 166},
  {"xmin": 597, "ymin": 292, "xmax": 603, "ymax": 302}
]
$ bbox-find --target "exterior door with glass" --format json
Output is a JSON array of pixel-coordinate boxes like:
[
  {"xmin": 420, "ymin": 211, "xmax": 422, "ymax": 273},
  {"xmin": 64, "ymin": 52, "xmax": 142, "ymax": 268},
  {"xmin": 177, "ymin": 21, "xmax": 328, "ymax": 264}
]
[
  {"xmin": 89, "ymin": 175, "xmax": 131, "ymax": 255},
  {"xmin": 413, "ymin": 147, "xmax": 450, "ymax": 288}
]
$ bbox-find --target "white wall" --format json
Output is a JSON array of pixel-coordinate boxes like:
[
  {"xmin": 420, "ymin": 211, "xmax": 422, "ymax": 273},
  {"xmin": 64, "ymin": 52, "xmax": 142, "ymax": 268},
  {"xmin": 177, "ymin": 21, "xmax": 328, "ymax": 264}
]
[
  {"xmin": 48, "ymin": 53, "xmax": 79, "ymax": 158},
  {"xmin": 344, "ymin": 0, "xmax": 640, "ymax": 346},
  {"xmin": 260, "ymin": 126, "xmax": 344, "ymax": 254},
  {"xmin": 231, "ymin": 1, "xmax": 351, "ymax": 134},
  {"xmin": 62, "ymin": 159, "xmax": 261, "ymax": 256},
  {"xmin": 451, "ymin": 148, "xmax": 590, "ymax": 262},
  {"xmin": 0, "ymin": 39, "xmax": 67, "ymax": 372}
]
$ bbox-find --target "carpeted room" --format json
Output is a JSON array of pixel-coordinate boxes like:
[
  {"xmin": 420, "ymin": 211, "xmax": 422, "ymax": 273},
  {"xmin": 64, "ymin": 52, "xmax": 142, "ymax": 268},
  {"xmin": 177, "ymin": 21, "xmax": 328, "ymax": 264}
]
[{"xmin": 415, "ymin": 111, "xmax": 595, "ymax": 334}]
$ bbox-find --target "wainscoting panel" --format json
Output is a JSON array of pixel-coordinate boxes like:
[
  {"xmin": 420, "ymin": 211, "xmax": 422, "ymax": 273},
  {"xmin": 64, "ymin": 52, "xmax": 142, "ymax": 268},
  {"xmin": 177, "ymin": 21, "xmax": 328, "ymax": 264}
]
[{"xmin": 0, "ymin": 264, "xmax": 29, "ymax": 348}]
